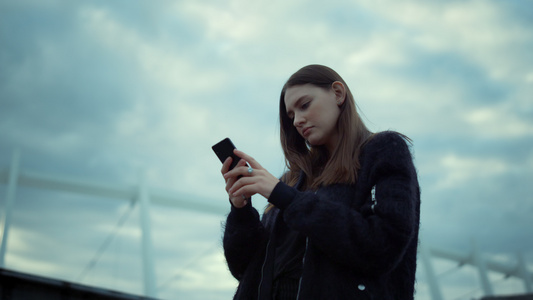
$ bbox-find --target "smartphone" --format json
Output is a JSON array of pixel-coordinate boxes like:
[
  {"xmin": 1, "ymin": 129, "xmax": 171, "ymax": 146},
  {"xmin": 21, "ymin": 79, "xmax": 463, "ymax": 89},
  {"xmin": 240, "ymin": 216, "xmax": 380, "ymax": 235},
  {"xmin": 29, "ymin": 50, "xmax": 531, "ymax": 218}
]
[{"xmin": 212, "ymin": 138, "xmax": 242, "ymax": 170}]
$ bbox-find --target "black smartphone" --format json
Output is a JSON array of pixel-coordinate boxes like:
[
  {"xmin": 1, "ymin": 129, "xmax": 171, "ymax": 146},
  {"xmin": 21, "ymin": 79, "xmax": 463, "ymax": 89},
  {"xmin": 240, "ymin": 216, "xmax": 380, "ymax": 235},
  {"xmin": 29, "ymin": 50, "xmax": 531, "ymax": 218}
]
[{"xmin": 212, "ymin": 138, "xmax": 242, "ymax": 170}]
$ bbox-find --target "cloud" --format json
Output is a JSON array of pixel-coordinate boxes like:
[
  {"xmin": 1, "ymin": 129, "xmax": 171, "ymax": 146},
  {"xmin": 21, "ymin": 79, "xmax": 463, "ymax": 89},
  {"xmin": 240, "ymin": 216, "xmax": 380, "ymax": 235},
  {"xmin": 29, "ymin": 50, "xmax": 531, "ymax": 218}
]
[
  {"xmin": 79, "ymin": 5, "xmax": 230, "ymax": 91},
  {"xmin": 357, "ymin": 0, "xmax": 533, "ymax": 82},
  {"xmin": 434, "ymin": 153, "xmax": 508, "ymax": 190},
  {"xmin": 463, "ymin": 105, "xmax": 533, "ymax": 138}
]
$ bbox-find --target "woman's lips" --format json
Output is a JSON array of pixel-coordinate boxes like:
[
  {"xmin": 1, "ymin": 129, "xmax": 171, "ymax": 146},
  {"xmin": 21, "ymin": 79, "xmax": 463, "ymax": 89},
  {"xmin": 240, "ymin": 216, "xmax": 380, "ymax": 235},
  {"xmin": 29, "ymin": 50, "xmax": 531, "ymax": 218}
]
[{"xmin": 302, "ymin": 126, "xmax": 312, "ymax": 137}]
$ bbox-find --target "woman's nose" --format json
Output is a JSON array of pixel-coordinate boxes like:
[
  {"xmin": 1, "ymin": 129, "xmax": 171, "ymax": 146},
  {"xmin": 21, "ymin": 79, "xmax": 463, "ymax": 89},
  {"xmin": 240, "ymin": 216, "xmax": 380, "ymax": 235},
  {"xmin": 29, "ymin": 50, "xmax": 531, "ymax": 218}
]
[{"xmin": 293, "ymin": 113, "xmax": 305, "ymax": 127}]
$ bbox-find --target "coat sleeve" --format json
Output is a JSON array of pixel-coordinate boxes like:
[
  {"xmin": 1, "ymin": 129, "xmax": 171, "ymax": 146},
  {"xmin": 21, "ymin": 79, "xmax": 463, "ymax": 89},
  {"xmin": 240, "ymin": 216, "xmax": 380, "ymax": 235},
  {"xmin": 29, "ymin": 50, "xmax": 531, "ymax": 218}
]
[
  {"xmin": 268, "ymin": 132, "xmax": 420, "ymax": 276},
  {"xmin": 222, "ymin": 201, "xmax": 266, "ymax": 280}
]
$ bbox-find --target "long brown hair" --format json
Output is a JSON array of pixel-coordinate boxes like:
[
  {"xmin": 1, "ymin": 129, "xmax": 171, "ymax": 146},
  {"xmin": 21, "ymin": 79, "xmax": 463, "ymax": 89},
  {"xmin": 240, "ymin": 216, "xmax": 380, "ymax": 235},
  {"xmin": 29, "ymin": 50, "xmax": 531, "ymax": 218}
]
[{"xmin": 279, "ymin": 65, "xmax": 373, "ymax": 190}]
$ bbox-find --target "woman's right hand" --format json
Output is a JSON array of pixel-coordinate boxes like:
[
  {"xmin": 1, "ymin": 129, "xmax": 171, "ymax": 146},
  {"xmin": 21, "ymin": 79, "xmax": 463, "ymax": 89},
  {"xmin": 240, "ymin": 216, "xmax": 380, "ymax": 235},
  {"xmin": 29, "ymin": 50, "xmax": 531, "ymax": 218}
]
[{"xmin": 221, "ymin": 157, "xmax": 249, "ymax": 208}]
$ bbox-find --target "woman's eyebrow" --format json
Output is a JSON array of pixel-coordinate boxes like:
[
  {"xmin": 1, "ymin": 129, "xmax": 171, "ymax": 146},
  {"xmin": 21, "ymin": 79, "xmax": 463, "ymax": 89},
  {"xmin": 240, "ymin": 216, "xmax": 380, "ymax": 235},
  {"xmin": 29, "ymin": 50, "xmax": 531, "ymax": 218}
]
[{"xmin": 286, "ymin": 95, "xmax": 308, "ymax": 114}]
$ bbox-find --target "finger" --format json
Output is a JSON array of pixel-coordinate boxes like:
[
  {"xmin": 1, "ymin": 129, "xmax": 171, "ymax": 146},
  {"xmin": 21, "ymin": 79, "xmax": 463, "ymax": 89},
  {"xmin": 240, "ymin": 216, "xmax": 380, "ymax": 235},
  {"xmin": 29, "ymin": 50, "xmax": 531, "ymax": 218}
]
[
  {"xmin": 225, "ymin": 165, "xmax": 259, "ymax": 181},
  {"xmin": 221, "ymin": 157, "xmax": 233, "ymax": 174},
  {"xmin": 225, "ymin": 175, "xmax": 237, "ymax": 193},
  {"xmin": 232, "ymin": 183, "xmax": 258, "ymax": 199},
  {"xmin": 230, "ymin": 196, "xmax": 247, "ymax": 208},
  {"xmin": 234, "ymin": 149, "xmax": 263, "ymax": 169},
  {"xmin": 229, "ymin": 176, "xmax": 257, "ymax": 196},
  {"xmin": 228, "ymin": 176, "xmax": 248, "ymax": 195},
  {"xmin": 236, "ymin": 158, "xmax": 247, "ymax": 168},
  {"xmin": 224, "ymin": 160, "xmax": 250, "ymax": 191},
  {"xmin": 223, "ymin": 162, "xmax": 252, "ymax": 180},
  {"xmin": 227, "ymin": 158, "xmax": 247, "ymax": 175}
]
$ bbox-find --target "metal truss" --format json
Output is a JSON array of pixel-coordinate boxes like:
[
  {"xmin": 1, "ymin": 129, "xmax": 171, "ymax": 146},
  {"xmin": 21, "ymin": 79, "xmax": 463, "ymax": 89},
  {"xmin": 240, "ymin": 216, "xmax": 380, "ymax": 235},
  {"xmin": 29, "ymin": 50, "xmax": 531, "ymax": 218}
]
[{"xmin": 1, "ymin": 150, "xmax": 532, "ymax": 299}]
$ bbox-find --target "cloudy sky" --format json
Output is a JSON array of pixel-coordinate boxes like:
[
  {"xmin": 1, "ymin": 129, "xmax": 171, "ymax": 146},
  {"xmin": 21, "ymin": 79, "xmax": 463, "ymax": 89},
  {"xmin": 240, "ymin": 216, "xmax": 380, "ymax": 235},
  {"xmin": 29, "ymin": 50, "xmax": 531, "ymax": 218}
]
[{"xmin": 1, "ymin": 0, "xmax": 532, "ymax": 299}]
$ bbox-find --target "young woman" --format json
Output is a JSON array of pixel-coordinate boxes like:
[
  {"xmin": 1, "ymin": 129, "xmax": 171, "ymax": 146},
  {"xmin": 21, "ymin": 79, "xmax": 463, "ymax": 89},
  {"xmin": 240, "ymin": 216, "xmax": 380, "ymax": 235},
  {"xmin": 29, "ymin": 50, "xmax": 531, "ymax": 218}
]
[{"xmin": 221, "ymin": 65, "xmax": 420, "ymax": 299}]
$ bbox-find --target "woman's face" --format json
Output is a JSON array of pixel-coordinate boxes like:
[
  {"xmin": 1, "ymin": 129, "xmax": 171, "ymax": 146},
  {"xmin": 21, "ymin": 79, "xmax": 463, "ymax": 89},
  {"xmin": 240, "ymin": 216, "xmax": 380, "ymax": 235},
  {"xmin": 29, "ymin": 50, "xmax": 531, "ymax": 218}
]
[{"xmin": 284, "ymin": 83, "xmax": 344, "ymax": 153}]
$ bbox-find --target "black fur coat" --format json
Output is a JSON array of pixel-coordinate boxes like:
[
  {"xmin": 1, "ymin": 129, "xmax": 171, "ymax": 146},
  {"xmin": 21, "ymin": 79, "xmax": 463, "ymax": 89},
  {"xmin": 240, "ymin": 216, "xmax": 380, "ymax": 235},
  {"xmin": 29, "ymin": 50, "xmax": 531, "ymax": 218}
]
[{"xmin": 223, "ymin": 131, "xmax": 421, "ymax": 300}]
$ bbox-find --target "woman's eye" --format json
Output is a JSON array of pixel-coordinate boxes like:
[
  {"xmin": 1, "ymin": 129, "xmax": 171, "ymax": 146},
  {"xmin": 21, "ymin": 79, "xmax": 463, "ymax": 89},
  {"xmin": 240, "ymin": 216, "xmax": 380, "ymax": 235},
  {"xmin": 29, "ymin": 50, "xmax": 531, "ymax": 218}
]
[{"xmin": 301, "ymin": 102, "xmax": 310, "ymax": 109}]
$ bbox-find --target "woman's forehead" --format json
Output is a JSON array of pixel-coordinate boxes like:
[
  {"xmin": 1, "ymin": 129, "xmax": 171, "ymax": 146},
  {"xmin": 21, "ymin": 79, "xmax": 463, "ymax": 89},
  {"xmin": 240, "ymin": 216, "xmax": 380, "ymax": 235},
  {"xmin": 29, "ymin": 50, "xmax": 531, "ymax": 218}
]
[{"xmin": 284, "ymin": 84, "xmax": 316, "ymax": 106}]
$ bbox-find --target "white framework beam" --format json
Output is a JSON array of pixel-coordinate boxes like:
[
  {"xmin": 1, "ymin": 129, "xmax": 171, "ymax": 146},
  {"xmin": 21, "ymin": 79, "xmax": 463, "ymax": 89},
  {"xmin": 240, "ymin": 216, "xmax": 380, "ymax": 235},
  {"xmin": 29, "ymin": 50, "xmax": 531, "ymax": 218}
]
[
  {"xmin": 0, "ymin": 168, "xmax": 227, "ymax": 215},
  {"xmin": 0, "ymin": 150, "xmax": 20, "ymax": 268},
  {"xmin": 138, "ymin": 173, "xmax": 157, "ymax": 298},
  {"xmin": 1, "ymin": 150, "xmax": 532, "ymax": 299}
]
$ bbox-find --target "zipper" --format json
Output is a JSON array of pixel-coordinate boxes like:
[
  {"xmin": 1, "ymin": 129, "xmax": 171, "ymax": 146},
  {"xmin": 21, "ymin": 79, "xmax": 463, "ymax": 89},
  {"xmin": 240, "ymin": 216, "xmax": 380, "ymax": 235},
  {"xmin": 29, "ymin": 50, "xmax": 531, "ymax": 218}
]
[
  {"xmin": 295, "ymin": 237, "xmax": 309, "ymax": 300},
  {"xmin": 257, "ymin": 239, "xmax": 271, "ymax": 299},
  {"xmin": 296, "ymin": 189, "xmax": 316, "ymax": 300},
  {"xmin": 371, "ymin": 185, "xmax": 377, "ymax": 213}
]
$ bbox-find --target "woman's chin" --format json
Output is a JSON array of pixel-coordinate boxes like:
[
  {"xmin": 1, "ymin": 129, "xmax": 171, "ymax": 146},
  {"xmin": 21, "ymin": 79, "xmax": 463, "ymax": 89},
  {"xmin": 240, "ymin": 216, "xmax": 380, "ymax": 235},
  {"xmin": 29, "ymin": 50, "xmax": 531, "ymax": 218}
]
[{"xmin": 306, "ymin": 138, "xmax": 324, "ymax": 147}]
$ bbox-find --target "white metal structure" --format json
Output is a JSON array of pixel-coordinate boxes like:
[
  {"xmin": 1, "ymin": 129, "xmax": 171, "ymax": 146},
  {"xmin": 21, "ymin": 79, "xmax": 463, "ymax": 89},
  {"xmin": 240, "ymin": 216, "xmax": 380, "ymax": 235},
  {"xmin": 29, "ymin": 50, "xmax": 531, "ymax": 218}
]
[
  {"xmin": 1, "ymin": 150, "xmax": 532, "ymax": 299},
  {"xmin": 0, "ymin": 151, "xmax": 227, "ymax": 299}
]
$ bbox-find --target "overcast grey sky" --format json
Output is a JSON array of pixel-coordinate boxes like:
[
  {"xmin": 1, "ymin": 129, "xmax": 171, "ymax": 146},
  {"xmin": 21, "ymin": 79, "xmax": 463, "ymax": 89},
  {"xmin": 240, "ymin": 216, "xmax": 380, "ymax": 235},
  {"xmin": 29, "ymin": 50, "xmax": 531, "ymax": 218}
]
[{"xmin": 1, "ymin": 0, "xmax": 532, "ymax": 299}]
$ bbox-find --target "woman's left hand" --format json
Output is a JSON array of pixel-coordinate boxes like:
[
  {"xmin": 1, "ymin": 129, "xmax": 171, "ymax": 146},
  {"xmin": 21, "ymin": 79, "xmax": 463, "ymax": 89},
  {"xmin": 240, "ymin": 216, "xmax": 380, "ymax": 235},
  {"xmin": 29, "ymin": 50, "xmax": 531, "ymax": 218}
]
[{"xmin": 223, "ymin": 149, "xmax": 280, "ymax": 200}]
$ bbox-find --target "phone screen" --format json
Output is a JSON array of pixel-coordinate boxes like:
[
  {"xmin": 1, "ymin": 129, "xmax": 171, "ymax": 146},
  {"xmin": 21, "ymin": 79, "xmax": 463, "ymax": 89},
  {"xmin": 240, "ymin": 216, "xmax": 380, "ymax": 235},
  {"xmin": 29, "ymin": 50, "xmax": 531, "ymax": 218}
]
[{"xmin": 212, "ymin": 138, "xmax": 240, "ymax": 170}]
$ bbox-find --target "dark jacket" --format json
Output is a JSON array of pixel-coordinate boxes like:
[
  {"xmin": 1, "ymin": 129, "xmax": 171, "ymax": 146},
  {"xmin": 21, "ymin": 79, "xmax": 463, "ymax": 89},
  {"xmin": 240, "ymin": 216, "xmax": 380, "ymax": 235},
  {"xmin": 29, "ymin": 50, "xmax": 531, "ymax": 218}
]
[{"xmin": 223, "ymin": 131, "xmax": 421, "ymax": 299}]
